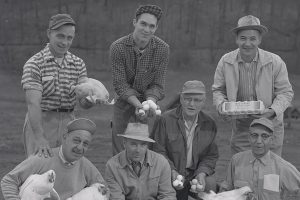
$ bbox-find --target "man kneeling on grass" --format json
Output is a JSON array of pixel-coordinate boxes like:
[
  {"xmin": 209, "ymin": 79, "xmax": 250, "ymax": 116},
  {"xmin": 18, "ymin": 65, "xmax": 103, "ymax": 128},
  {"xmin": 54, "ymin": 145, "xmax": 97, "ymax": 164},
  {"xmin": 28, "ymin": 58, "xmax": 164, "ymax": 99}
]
[{"xmin": 1, "ymin": 118, "xmax": 106, "ymax": 200}]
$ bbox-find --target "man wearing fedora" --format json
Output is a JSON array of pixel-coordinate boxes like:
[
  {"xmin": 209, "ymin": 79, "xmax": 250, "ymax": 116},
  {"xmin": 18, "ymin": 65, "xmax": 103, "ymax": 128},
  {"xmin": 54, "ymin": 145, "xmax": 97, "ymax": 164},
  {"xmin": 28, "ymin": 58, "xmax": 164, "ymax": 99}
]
[
  {"xmin": 21, "ymin": 14, "xmax": 95, "ymax": 158},
  {"xmin": 1, "ymin": 118, "xmax": 107, "ymax": 200},
  {"xmin": 110, "ymin": 4, "xmax": 170, "ymax": 155},
  {"xmin": 105, "ymin": 123, "xmax": 176, "ymax": 200},
  {"xmin": 212, "ymin": 15, "xmax": 294, "ymax": 156},
  {"xmin": 219, "ymin": 118, "xmax": 300, "ymax": 200},
  {"xmin": 151, "ymin": 80, "xmax": 218, "ymax": 200}
]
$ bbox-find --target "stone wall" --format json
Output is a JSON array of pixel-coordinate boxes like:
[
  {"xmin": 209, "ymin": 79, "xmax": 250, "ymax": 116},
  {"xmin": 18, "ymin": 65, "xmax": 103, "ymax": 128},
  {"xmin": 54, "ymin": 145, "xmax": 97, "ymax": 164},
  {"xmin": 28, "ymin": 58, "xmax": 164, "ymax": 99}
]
[{"xmin": 1, "ymin": 0, "xmax": 299, "ymax": 74}]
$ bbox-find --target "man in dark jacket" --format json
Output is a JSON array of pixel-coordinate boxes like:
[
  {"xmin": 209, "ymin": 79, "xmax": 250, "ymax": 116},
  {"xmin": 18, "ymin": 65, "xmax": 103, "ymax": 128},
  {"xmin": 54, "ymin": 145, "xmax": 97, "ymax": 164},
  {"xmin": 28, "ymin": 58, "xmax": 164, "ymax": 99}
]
[{"xmin": 152, "ymin": 80, "xmax": 218, "ymax": 200}]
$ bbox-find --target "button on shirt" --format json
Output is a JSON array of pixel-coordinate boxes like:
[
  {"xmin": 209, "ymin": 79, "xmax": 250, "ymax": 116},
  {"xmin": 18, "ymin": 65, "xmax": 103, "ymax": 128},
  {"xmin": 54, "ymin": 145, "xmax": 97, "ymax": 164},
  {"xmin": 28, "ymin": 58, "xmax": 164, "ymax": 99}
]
[
  {"xmin": 21, "ymin": 44, "xmax": 87, "ymax": 110},
  {"xmin": 110, "ymin": 34, "xmax": 170, "ymax": 101},
  {"xmin": 223, "ymin": 150, "xmax": 300, "ymax": 200}
]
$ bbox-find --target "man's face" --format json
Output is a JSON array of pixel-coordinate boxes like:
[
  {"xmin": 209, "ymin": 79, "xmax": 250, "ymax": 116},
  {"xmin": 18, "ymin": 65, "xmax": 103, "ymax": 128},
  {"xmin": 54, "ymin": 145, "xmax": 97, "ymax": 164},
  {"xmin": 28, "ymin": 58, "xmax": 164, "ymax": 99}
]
[
  {"xmin": 133, "ymin": 13, "xmax": 158, "ymax": 44},
  {"xmin": 236, "ymin": 29, "xmax": 261, "ymax": 59},
  {"xmin": 62, "ymin": 130, "xmax": 92, "ymax": 162},
  {"xmin": 249, "ymin": 125, "xmax": 273, "ymax": 158},
  {"xmin": 47, "ymin": 25, "xmax": 75, "ymax": 58},
  {"xmin": 124, "ymin": 138, "xmax": 148, "ymax": 162},
  {"xmin": 180, "ymin": 93, "xmax": 206, "ymax": 118}
]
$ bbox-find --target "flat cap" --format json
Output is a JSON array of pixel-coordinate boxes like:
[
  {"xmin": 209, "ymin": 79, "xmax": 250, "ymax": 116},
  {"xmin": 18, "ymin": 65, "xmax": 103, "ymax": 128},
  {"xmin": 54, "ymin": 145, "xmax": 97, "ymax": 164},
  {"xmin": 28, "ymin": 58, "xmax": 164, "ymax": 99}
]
[
  {"xmin": 67, "ymin": 118, "xmax": 96, "ymax": 135},
  {"xmin": 250, "ymin": 117, "xmax": 274, "ymax": 133},
  {"xmin": 49, "ymin": 13, "xmax": 76, "ymax": 30},
  {"xmin": 135, "ymin": 5, "xmax": 163, "ymax": 21}
]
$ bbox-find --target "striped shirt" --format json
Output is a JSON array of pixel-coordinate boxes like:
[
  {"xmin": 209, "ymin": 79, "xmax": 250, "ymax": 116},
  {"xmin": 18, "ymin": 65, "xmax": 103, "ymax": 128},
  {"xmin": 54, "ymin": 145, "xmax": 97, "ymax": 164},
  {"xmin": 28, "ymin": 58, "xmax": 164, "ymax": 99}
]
[
  {"xmin": 110, "ymin": 34, "xmax": 169, "ymax": 101},
  {"xmin": 237, "ymin": 52, "xmax": 258, "ymax": 101},
  {"xmin": 21, "ymin": 44, "xmax": 87, "ymax": 110}
]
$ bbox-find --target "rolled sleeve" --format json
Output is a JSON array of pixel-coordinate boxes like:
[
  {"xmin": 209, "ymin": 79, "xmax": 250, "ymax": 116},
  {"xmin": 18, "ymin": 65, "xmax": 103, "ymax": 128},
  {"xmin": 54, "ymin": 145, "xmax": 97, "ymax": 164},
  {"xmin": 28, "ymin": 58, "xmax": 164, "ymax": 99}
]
[{"xmin": 21, "ymin": 62, "xmax": 43, "ymax": 92}]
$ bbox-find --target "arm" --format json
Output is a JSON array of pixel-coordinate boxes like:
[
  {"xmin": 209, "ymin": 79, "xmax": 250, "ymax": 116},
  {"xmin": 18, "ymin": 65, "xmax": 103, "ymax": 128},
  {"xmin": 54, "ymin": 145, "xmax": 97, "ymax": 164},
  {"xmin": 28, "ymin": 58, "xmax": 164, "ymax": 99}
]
[
  {"xmin": 145, "ymin": 45, "xmax": 170, "ymax": 102},
  {"xmin": 1, "ymin": 156, "xmax": 40, "ymax": 199},
  {"xmin": 270, "ymin": 58, "xmax": 294, "ymax": 117},
  {"xmin": 25, "ymin": 89, "xmax": 52, "ymax": 157},
  {"xmin": 157, "ymin": 157, "xmax": 177, "ymax": 200},
  {"xmin": 281, "ymin": 162, "xmax": 300, "ymax": 195},
  {"xmin": 110, "ymin": 43, "xmax": 139, "ymax": 102},
  {"xmin": 151, "ymin": 117, "xmax": 177, "ymax": 170},
  {"xmin": 105, "ymin": 162, "xmax": 125, "ymax": 200},
  {"xmin": 84, "ymin": 159, "xmax": 106, "ymax": 186},
  {"xmin": 219, "ymin": 158, "xmax": 235, "ymax": 192},
  {"xmin": 212, "ymin": 56, "xmax": 228, "ymax": 112}
]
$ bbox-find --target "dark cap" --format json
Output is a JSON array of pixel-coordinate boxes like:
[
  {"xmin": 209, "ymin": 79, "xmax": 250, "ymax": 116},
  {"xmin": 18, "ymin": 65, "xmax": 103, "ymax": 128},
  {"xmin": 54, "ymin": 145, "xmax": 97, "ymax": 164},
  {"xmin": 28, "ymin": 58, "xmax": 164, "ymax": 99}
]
[
  {"xmin": 135, "ymin": 5, "xmax": 163, "ymax": 21},
  {"xmin": 250, "ymin": 118, "xmax": 274, "ymax": 133},
  {"xmin": 118, "ymin": 123, "xmax": 155, "ymax": 143},
  {"xmin": 49, "ymin": 14, "xmax": 76, "ymax": 30},
  {"xmin": 231, "ymin": 15, "xmax": 268, "ymax": 35},
  {"xmin": 67, "ymin": 118, "xmax": 96, "ymax": 135},
  {"xmin": 181, "ymin": 80, "xmax": 206, "ymax": 94}
]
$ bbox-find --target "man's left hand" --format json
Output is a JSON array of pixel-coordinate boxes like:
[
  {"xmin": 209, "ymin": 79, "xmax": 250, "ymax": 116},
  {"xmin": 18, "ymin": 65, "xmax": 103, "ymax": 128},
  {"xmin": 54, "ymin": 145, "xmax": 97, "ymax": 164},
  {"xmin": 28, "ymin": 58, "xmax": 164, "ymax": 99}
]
[
  {"xmin": 195, "ymin": 172, "xmax": 206, "ymax": 192},
  {"xmin": 252, "ymin": 108, "xmax": 275, "ymax": 119}
]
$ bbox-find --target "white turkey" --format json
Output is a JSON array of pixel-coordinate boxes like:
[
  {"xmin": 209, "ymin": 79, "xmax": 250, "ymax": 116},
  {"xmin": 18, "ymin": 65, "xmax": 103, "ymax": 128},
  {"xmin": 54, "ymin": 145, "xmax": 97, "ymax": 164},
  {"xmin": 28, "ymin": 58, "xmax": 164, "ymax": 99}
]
[
  {"xmin": 19, "ymin": 169, "xmax": 60, "ymax": 200},
  {"xmin": 197, "ymin": 186, "xmax": 253, "ymax": 200},
  {"xmin": 66, "ymin": 183, "xmax": 109, "ymax": 200}
]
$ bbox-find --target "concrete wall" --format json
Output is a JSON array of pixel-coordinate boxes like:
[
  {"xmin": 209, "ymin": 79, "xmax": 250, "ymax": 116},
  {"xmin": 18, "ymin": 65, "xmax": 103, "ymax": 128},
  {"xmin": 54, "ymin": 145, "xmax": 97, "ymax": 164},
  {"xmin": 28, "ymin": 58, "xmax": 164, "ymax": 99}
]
[{"xmin": 1, "ymin": 0, "xmax": 300, "ymax": 74}]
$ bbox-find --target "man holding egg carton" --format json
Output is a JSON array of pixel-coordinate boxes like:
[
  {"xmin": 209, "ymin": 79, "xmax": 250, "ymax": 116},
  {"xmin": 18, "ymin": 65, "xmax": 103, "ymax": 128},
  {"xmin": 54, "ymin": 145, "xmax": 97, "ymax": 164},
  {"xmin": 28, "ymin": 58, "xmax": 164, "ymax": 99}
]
[{"xmin": 152, "ymin": 80, "xmax": 218, "ymax": 200}]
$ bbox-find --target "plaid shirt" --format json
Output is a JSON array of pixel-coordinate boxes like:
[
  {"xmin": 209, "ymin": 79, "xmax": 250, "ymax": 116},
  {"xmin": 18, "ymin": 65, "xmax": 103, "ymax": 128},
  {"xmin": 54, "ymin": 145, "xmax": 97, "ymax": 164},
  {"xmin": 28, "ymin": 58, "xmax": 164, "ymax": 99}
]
[
  {"xmin": 21, "ymin": 44, "xmax": 87, "ymax": 110},
  {"xmin": 110, "ymin": 34, "xmax": 169, "ymax": 101}
]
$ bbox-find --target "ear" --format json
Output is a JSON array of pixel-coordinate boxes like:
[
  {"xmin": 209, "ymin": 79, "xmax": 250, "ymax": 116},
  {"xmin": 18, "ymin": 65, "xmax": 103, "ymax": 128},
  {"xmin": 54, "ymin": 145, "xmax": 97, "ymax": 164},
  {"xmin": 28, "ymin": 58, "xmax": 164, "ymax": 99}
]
[
  {"xmin": 133, "ymin": 19, "xmax": 137, "ymax": 27},
  {"xmin": 47, "ymin": 29, "xmax": 51, "ymax": 39}
]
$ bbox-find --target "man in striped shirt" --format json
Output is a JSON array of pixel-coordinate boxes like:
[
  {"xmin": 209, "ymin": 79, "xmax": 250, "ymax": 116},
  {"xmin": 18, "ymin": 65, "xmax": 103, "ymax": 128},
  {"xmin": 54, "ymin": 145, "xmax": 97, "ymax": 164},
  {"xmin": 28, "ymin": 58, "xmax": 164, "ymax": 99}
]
[
  {"xmin": 110, "ymin": 5, "xmax": 170, "ymax": 155},
  {"xmin": 212, "ymin": 15, "xmax": 294, "ymax": 156},
  {"xmin": 21, "ymin": 14, "xmax": 92, "ymax": 158}
]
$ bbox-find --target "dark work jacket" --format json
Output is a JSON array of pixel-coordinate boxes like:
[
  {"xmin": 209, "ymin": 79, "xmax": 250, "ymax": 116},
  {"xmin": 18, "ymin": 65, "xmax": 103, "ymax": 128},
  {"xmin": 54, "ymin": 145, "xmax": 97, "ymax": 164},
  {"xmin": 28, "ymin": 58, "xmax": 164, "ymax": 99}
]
[{"xmin": 151, "ymin": 105, "xmax": 218, "ymax": 179}]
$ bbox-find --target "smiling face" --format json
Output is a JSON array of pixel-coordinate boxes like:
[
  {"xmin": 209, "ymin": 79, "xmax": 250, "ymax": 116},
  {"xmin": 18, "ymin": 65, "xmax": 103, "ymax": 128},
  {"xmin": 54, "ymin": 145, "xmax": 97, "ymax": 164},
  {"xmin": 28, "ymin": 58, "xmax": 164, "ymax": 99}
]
[
  {"xmin": 249, "ymin": 125, "xmax": 273, "ymax": 158},
  {"xmin": 133, "ymin": 13, "xmax": 158, "ymax": 47},
  {"xmin": 180, "ymin": 93, "xmax": 206, "ymax": 119},
  {"xmin": 62, "ymin": 130, "xmax": 92, "ymax": 162},
  {"xmin": 124, "ymin": 138, "xmax": 148, "ymax": 162},
  {"xmin": 47, "ymin": 24, "xmax": 75, "ymax": 58},
  {"xmin": 236, "ymin": 29, "xmax": 262, "ymax": 61}
]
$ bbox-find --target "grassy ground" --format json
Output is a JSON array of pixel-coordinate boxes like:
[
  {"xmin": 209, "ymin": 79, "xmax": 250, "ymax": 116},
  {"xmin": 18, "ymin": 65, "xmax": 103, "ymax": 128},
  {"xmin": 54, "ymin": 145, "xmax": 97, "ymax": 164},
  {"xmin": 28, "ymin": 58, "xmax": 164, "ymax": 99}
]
[{"xmin": 0, "ymin": 68, "xmax": 299, "ymax": 199}]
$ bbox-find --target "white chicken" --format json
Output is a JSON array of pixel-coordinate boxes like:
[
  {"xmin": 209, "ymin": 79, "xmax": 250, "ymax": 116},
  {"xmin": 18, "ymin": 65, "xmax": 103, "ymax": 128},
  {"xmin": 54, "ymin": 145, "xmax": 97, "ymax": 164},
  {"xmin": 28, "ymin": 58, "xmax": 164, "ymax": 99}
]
[
  {"xmin": 19, "ymin": 170, "xmax": 60, "ymax": 200},
  {"xmin": 66, "ymin": 183, "xmax": 109, "ymax": 200},
  {"xmin": 75, "ymin": 78, "xmax": 114, "ymax": 105},
  {"xmin": 197, "ymin": 186, "xmax": 252, "ymax": 200}
]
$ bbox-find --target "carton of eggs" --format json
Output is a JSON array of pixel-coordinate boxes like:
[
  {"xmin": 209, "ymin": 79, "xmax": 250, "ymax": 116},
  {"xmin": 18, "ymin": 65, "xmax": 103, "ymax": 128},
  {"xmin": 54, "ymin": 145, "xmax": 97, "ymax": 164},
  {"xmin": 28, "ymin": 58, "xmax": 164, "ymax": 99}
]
[
  {"xmin": 222, "ymin": 100, "xmax": 265, "ymax": 115},
  {"xmin": 172, "ymin": 175, "xmax": 184, "ymax": 187},
  {"xmin": 190, "ymin": 179, "xmax": 204, "ymax": 192}
]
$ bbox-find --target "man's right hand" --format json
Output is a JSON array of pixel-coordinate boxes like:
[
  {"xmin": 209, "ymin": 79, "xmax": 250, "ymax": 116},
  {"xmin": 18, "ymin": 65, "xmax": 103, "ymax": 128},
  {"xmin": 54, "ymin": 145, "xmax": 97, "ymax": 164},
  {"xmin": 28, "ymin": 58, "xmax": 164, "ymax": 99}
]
[
  {"xmin": 171, "ymin": 170, "xmax": 185, "ymax": 190},
  {"xmin": 34, "ymin": 137, "xmax": 53, "ymax": 158}
]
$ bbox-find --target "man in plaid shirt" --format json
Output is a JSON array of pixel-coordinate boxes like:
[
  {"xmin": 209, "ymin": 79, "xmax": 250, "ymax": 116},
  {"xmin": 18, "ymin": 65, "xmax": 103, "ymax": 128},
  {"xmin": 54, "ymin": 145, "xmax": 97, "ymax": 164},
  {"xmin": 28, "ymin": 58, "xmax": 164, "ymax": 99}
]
[{"xmin": 110, "ymin": 4, "xmax": 170, "ymax": 155}]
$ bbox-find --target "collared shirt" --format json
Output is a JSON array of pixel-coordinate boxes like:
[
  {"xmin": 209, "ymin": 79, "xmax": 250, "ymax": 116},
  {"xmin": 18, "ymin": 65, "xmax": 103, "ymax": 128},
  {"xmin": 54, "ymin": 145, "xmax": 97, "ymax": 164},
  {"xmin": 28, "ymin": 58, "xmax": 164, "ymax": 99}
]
[
  {"xmin": 58, "ymin": 146, "xmax": 77, "ymax": 166},
  {"xmin": 105, "ymin": 149, "xmax": 176, "ymax": 200},
  {"xmin": 21, "ymin": 44, "xmax": 87, "ymax": 110},
  {"xmin": 110, "ymin": 34, "xmax": 169, "ymax": 101},
  {"xmin": 183, "ymin": 114, "xmax": 198, "ymax": 168},
  {"xmin": 223, "ymin": 150, "xmax": 300, "ymax": 200},
  {"xmin": 237, "ymin": 51, "xmax": 258, "ymax": 101}
]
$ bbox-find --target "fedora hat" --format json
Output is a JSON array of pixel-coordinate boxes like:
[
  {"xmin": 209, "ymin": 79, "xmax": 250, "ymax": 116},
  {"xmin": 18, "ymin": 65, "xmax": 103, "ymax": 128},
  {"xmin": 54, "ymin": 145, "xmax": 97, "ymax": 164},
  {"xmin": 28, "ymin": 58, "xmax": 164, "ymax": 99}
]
[
  {"xmin": 118, "ymin": 123, "xmax": 155, "ymax": 143},
  {"xmin": 231, "ymin": 15, "xmax": 268, "ymax": 34}
]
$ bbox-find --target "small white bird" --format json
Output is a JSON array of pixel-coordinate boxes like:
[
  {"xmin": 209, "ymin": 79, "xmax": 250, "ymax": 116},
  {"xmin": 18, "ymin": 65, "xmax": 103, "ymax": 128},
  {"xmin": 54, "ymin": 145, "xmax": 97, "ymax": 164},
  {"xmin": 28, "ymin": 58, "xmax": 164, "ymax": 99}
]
[
  {"xmin": 75, "ymin": 78, "xmax": 113, "ymax": 105},
  {"xmin": 19, "ymin": 170, "xmax": 60, "ymax": 200},
  {"xmin": 197, "ymin": 186, "xmax": 252, "ymax": 200},
  {"xmin": 66, "ymin": 183, "xmax": 109, "ymax": 200}
]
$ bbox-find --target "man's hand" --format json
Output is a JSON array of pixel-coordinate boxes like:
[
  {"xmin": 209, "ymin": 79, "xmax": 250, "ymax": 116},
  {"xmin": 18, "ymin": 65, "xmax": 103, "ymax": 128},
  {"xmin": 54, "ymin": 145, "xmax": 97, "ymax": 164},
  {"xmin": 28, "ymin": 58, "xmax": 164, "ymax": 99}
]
[
  {"xmin": 171, "ymin": 170, "xmax": 184, "ymax": 190},
  {"xmin": 217, "ymin": 102, "xmax": 232, "ymax": 121},
  {"xmin": 195, "ymin": 173, "xmax": 206, "ymax": 192},
  {"xmin": 34, "ymin": 137, "xmax": 53, "ymax": 158},
  {"xmin": 251, "ymin": 108, "xmax": 276, "ymax": 119}
]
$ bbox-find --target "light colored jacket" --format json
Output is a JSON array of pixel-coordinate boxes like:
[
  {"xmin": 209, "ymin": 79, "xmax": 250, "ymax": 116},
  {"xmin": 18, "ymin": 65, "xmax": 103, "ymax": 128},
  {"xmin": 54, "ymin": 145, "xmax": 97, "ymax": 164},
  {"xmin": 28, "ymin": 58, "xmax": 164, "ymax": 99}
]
[{"xmin": 212, "ymin": 48, "xmax": 294, "ymax": 150}]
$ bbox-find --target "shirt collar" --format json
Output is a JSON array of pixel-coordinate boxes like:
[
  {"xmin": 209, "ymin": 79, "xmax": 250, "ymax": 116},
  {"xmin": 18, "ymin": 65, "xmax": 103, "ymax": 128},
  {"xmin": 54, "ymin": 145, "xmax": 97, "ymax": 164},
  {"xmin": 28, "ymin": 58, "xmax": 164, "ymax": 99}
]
[
  {"xmin": 182, "ymin": 113, "xmax": 198, "ymax": 130},
  {"xmin": 59, "ymin": 146, "xmax": 77, "ymax": 166},
  {"xmin": 125, "ymin": 33, "xmax": 157, "ymax": 49},
  {"xmin": 237, "ymin": 50, "xmax": 259, "ymax": 63},
  {"xmin": 250, "ymin": 150, "xmax": 271, "ymax": 166},
  {"xmin": 42, "ymin": 44, "xmax": 74, "ymax": 66}
]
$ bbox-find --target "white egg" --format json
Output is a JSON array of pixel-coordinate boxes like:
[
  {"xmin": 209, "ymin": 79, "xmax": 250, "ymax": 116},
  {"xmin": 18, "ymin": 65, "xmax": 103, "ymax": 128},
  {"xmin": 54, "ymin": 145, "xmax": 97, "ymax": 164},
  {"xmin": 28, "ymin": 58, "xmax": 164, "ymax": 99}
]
[
  {"xmin": 155, "ymin": 109, "xmax": 162, "ymax": 115},
  {"xmin": 147, "ymin": 100, "xmax": 157, "ymax": 110},
  {"xmin": 196, "ymin": 184, "xmax": 204, "ymax": 190},
  {"xmin": 191, "ymin": 179, "xmax": 198, "ymax": 185},
  {"xmin": 142, "ymin": 104, "xmax": 150, "ymax": 111},
  {"xmin": 138, "ymin": 109, "xmax": 146, "ymax": 116},
  {"xmin": 176, "ymin": 175, "xmax": 183, "ymax": 181},
  {"xmin": 191, "ymin": 184, "xmax": 197, "ymax": 191},
  {"xmin": 172, "ymin": 180, "xmax": 180, "ymax": 187}
]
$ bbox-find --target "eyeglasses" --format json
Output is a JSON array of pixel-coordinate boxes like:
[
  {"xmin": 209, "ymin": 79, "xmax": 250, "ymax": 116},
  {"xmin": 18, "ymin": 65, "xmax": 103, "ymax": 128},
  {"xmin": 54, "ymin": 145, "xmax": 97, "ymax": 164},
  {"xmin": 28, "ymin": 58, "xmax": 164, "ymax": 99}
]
[
  {"xmin": 182, "ymin": 97, "xmax": 205, "ymax": 104},
  {"xmin": 249, "ymin": 133, "xmax": 271, "ymax": 140}
]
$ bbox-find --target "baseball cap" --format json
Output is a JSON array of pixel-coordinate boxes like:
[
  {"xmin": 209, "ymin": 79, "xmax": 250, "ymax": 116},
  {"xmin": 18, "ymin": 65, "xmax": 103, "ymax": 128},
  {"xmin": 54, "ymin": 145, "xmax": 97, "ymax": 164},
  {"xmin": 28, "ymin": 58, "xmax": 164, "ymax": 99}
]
[
  {"xmin": 181, "ymin": 80, "xmax": 206, "ymax": 94},
  {"xmin": 49, "ymin": 14, "xmax": 76, "ymax": 30}
]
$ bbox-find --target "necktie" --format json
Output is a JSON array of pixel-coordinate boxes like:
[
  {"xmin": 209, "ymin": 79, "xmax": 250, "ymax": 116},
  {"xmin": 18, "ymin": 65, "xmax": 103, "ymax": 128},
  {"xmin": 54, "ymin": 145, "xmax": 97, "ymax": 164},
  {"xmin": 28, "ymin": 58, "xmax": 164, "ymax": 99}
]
[{"xmin": 132, "ymin": 161, "xmax": 141, "ymax": 177}]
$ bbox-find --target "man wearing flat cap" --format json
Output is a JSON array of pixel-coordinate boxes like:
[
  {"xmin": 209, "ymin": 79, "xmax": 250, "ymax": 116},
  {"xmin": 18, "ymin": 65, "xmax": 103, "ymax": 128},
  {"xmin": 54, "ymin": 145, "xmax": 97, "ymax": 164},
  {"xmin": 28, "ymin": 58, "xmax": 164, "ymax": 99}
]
[
  {"xmin": 110, "ymin": 4, "xmax": 170, "ymax": 155},
  {"xmin": 105, "ymin": 123, "xmax": 176, "ymax": 200},
  {"xmin": 1, "ymin": 118, "xmax": 107, "ymax": 200},
  {"xmin": 220, "ymin": 118, "xmax": 300, "ymax": 200},
  {"xmin": 152, "ymin": 80, "xmax": 218, "ymax": 200},
  {"xmin": 212, "ymin": 15, "xmax": 294, "ymax": 156},
  {"xmin": 21, "ymin": 14, "xmax": 94, "ymax": 158}
]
